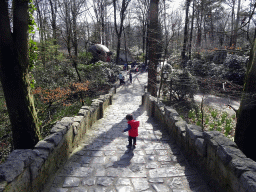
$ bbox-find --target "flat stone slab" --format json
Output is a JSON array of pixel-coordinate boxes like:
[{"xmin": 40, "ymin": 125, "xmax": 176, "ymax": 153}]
[
  {"xmin": 62, "ymin": 177, "xmax": 80, "ymax": 187},
  {"xmin": 131, "ymin": 178, "xmax": 150, "ymax": 191},
  {"xmin": 152, "ymin": 184, "xmax": 171, "ymax": 192}
]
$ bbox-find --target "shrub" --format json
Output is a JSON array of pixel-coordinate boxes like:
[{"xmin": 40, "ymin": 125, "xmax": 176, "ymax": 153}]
[
  {"xmin": 170, "ymin": 70, "xmax": 198, "ymax": 101},
  {"xmin": 201, "ymin": 50, "xmax": 215, "ymax": 62},
  {"xmin": 78, "ymin": 51, "xmax": 93, "ymax": 64}
]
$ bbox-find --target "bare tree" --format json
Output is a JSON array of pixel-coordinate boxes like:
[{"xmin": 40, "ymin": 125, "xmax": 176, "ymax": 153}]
[
  {"xmin": 35, "ymin": 0, "xmax": 50, "ymax": 66},
  {"xmin": 92, "ymin": 0, "xmax": 112, "ymax": 45},
  {"xmin": 135, "ymin": 0, "xmax": 150, "ymax": 64},
  {"xmin": 49, "ymin": 0, "xmax": 58, "ymax": 46},
  {"xmin": 113, "ymin": 0, "xmax": 130, "ymax": 64}
]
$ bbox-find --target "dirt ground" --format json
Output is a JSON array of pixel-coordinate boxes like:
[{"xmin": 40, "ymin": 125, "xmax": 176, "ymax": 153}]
[
  {"xmin": 194, "ymin": 93, "xmax": 240, "ymax": 116},
  {"xmin": 194, "ymin": 76, "xmax": 242, "ymax": 115}
]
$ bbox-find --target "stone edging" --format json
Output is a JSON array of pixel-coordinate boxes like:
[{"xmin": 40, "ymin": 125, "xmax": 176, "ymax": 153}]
[
  {"xmin": 0, "ymin": 86, "xmax": 117, "ymax": 192},
  {"xmin": 142, "ymin": 92, "xmax": 256, "ymax": 192}
]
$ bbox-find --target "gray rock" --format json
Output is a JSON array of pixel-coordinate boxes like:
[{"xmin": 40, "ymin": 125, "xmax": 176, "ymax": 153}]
[
  {"xmin": 50, "ymin": 123, "xmax": 68, "ymax": 135},
  {"xmin": 0, "ymin": 160, "xmax": 24, "ymax": 182},
  {"xmin": 228, "ymin": 157, "xmax": 250, "ymax": 178},
  {"xmin": 116, "ymin": 186, "xmax": 133, "ymax": 192},
  {"xmin": 195, "ymin": 138, "xmax": 206, "ymax": 157},
  {"xmin": 186, "ymin": 128, "xmax": 203, "ymax": 142},
  {"xmin": 44, "ymin": 132, "xmax": 63, "ymax": 147},
  {"xmin": 78, "ymin": 109, "xmax": 89, "ymax": 116},
  {"xmin": 97, "ymin": 177, "xmax": 114, "ymax": 186},
  {"xmin": 81, "ymin": 177, "xmax": 96, "ymax": 186},
  {"xmin": 149, "ymin": 168, "xmax": 167, "ymax": 178},
  {"xmin": 74, "ymin": 116, "xmax": 84, "ymax": 123},
  {"xmin": 62, "ymin": 177, "xmax": 81, "ymax": 187},
  {"xmin": 116, "ymin": 178, "xmax": 131, "ymax": 185},
  {"xmin": 152, "ymin": 184, "xmax": 170, "ymax": 192},
  {"xmin": 60, "ymin": 117, "xmax": 74, "ymax": 127},
  {"xmin": 149, "ymin": 178, "xmax": 164, "ymax": 183},
  {"xmin": 30, "ymin": 156, "xmax": 45, "ymax": 180},
  {"xmin": 33, "ymin": 149, "xmax": 49, "ymax": 160},
  {"xmin": 131, "ymin": 178, "xmax": 149, "ymax": 191},
  {"xmin": 175, "ymin": 121, "xmax": 187, "ymax": 135},
  {"xmin": 240, "ymin": 171, "xmax": 256, "ymax": 191},
  {"xmin": 7, "ymin": 149, "xmax": 36, "ymax": 167},
  {"xmin": 217, "ymin": 145, "xmax": 239, "ymax": 165},
  {"xmin": 34, "ymin": 140, "xmax": 55, "ymax": 152},
  {"xmin": 106, "ymin": 168, "xmax": 123, "ymax": 177},
  {"xmin": 91, "ymin": 157, "xmax": 106, "ymax": 164},
  {"xmin": 71, "ymin": 167, "xmax": 94, "ymax": 177}
]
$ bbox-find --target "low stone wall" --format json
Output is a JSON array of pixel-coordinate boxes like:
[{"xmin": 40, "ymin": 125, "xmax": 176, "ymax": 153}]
[
  {"xmin": 0, "ymin": 87, "xmax": 116, "ymax": 192},
  {"xmin": 143, "ymin": 92, "xmax": 256, "ymax": 192}
]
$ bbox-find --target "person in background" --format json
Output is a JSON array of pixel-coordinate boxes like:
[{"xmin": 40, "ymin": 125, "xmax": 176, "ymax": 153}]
[
  {"xmin": 119, "ymin": 73, "xmax": 124, "ymax": 85},
  {"xmin": 129, "ymin": 70, "xmax": 132, "ymax": 84}
]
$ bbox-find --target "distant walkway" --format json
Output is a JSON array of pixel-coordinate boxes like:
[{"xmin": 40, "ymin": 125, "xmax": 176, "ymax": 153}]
[{"xmin": 45, "ymin": 72, "xmax": 213, "ymax": 192}]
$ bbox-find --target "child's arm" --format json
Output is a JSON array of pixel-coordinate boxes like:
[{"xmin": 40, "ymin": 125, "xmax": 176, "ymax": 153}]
[{"xmin": 123, "ymin": 124, "xmax": 131, "ymax": 132}]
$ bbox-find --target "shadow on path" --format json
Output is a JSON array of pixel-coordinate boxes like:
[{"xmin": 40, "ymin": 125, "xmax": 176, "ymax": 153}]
[{"xmin": 45, "ymin": 73, "xmax": 214, "ymax": 192}]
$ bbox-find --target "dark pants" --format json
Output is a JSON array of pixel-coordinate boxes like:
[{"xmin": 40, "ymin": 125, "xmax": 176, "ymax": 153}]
[
  {"xmin": 128, "ymin": 136, "xmax": 136, "ymax": 146},
  {"xmin": 120, "ymin": 79, "xmax": 125, "ymax": 85}
]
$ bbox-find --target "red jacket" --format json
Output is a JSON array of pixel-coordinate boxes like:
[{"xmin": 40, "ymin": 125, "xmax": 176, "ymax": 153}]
[{"xmin": 127, "ymin": 120, "xmax": 139, "ymax": 137}]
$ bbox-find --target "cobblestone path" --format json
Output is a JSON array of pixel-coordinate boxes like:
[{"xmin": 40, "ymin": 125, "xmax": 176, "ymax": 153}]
[{"xmin": 46, "ymin": 72, "xmax": 212, "ymax": 192}]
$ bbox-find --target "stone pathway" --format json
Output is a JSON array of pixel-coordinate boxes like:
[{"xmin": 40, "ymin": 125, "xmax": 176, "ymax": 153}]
[{"xmin": 46, "ymin": 72, "xmax": 213, "ymax": 192}]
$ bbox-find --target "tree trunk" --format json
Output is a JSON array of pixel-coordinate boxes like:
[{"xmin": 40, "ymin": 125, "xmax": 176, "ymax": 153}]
[
  {"xmin": 142, "ymin": 21, "xmax": 146, "ymax": 59},
  {"xmin": 196, "ymin": 9, "xmax": 202, "ymax": 47},
  {"xmin": 230, "ymin": 0, "xmax": 235, "ymax": 47},
  {"xmin": 72, "ymin": 13, "xmax": 78, "ymax": 57},
  {"xmin": 116, "ymin": 34, "xmax": 122, "ymax": 64},
  {"xmin": 148, "ymin": 0, "xmax": 159, "ymax": 97},
  {"xmin": 0, "ymin": 0, "xmax": 41, "ymax": 149},
  {"xmin": 124, "ymin": 28, "xmax": 128, "ymax": 64},
  {"xmin": 188, "ymin": 0, "xmax": 195, "ymax": 60},
  {"xmin": 234, "ymin": 39, "xmax": 256, "ymax": 161},
  {"xmin": 181, "ymin": 0, "xmax": 191, "ymax": 62},
  {"xmin": 233, "ymin": 0, "xmax": 241, "ymax": 48},
  {"xmin": 145, "ymin": 22, "xmax": 149, "ymax": 66}
]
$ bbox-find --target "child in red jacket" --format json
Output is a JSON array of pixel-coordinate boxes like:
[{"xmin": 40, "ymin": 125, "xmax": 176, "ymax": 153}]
[{"xmin": 123, "ymin": 114, "xmax": 140, "ymax": 149}]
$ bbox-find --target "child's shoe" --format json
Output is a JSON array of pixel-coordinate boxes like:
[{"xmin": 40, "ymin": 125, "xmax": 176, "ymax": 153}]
[
  {"xmin": 126, "ymin": 145, "xmax": 132, "ymax": 149},
  {"xmin": 132, "ymin": 145, "xmax": 136, "ymax": 149}
]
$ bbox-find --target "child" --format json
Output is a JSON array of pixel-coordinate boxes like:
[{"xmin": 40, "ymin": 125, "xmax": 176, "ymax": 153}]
[{"xmin": 123, "ymin": 114, "xmax": 140, "ymax": 149}]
